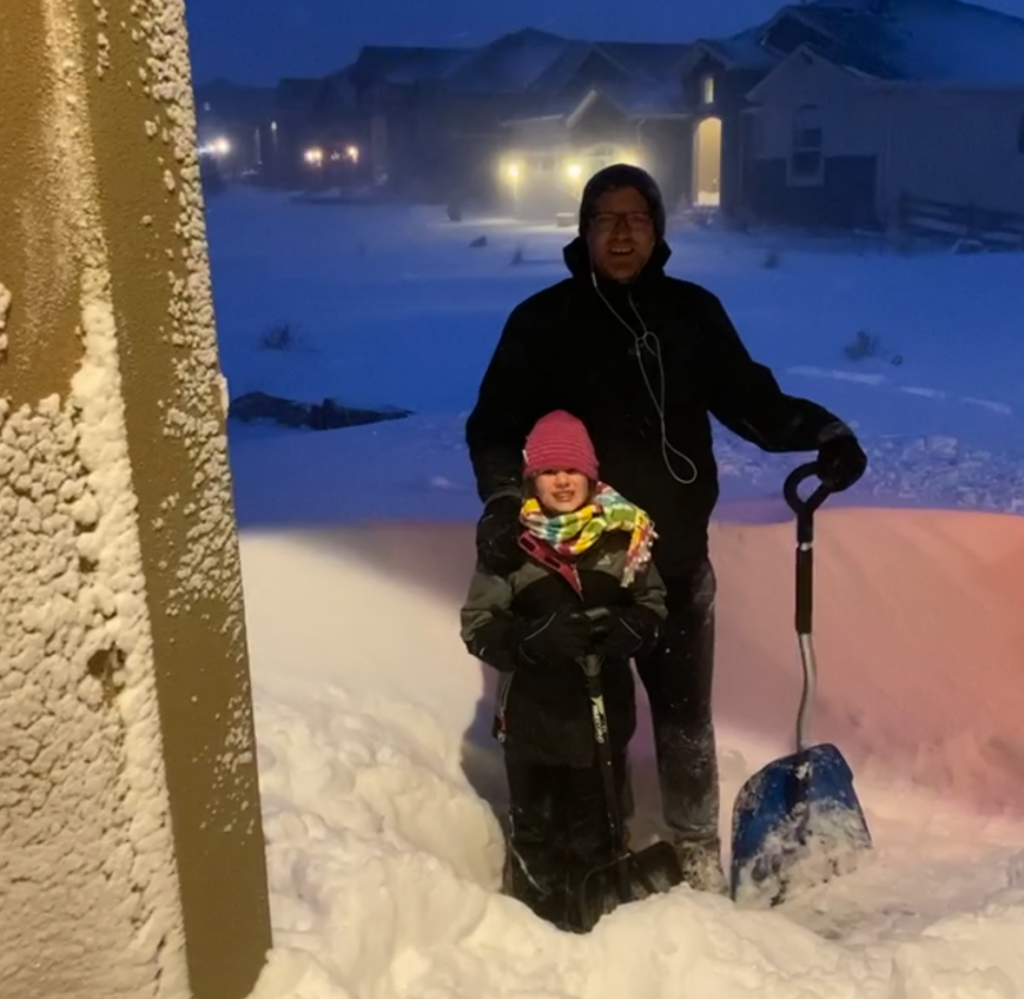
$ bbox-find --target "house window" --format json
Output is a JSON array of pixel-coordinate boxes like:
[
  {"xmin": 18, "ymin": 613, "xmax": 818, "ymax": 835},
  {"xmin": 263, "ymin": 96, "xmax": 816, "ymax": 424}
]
[
  {"xmin": 789, "ymin": 103, "xmax": 823, "ymax": 184},
  {"xmin": 701, "ymin": 75, "xmax": 715, "ymax": 105}
]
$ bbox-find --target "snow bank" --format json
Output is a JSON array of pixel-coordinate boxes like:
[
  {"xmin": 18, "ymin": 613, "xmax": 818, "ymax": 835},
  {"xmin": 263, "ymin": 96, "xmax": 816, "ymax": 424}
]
[{"xmin": 239, "ymin": 509, "xmax": 1024, "ymax": 999}]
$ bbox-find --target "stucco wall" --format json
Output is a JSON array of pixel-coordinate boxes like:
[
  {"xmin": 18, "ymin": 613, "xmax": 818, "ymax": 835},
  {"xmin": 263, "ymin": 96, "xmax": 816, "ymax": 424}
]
[{"xmin": 0, "ymin": 2, "xmax": 271, "ymax": 997}]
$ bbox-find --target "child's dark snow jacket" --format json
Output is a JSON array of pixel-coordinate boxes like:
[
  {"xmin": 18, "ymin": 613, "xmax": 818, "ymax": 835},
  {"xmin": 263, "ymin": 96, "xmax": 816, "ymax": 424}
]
[{"xmin": 460, "ymin": 531, "xmax": 668, "ymax": 768}]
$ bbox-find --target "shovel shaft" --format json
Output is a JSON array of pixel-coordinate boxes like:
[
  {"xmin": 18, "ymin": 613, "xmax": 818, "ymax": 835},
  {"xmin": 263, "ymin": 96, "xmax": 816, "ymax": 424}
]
[
  {"xmin": 784, "ymin": 463, "xmax": 831, "ymax": 753},
  {"xmin": 583, "ymin": 656, "xmax": 632, "ymax": 902}
]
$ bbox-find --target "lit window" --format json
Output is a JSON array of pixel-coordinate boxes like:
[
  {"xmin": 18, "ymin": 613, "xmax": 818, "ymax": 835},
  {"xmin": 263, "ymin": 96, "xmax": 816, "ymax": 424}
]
[{"xmin": 701, "ymin": 75, "xmax": 715, "ymax": 104}]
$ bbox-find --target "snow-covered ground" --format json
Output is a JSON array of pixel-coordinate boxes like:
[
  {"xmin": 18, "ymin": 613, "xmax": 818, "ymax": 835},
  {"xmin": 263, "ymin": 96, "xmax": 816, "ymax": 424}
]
[{"xmin": 202, "ymin": 189, "xmax": 1024, "ymax": 998}]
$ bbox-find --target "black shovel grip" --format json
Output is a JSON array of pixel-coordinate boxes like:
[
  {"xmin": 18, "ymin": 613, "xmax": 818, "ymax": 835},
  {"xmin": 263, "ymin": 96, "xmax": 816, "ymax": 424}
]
[
  {"xmin": 783, "ymin": 462, "xmax": 831, "ymax": 544},
  {"xmin": 796, "ymin": 545, "xmax": 813, "ymax": 636},
  {"xmin": 784, "ymin": 463, "xmax": 830, "ymax": 636}
]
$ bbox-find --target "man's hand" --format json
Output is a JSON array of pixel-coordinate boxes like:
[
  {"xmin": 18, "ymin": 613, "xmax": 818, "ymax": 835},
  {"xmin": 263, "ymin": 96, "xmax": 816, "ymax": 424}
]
[
  {"xmin": 816, "ymin": 424, "xmax": 867, "ymax": 492},
  {"xmin": 475, "ymin": 493, "xmax": 525, "ymax": 575}
]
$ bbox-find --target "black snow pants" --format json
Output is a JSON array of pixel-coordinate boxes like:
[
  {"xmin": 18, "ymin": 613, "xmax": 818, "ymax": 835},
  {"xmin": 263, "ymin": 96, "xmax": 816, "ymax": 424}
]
[
  {"xmin": 634, "ymin": 557, "xmax": 719, "ymax": 846},
  {"xmin": 502, "ymin": 749, "xmax": 629, "ymax": 930}
]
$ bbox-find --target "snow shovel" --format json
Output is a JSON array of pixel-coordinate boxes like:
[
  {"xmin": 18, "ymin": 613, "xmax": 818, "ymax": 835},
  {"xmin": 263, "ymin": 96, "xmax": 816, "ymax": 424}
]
[
  {"xmin": 729, "ymin": 461, "xmax": 872, "ymax": 907},
  {"xmin": 575, "ymin": 640, "xmax": 684, "ymax": 932}
]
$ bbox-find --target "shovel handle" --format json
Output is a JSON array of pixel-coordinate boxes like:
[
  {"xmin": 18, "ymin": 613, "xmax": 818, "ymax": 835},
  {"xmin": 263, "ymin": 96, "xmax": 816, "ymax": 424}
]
[
  {"xmin": 784, "ymin": 462, "xmax": 831, "ymax": 545},
  {"xmin": 784, "ymin": 464, "xmax": 829, "ymax": 751}
]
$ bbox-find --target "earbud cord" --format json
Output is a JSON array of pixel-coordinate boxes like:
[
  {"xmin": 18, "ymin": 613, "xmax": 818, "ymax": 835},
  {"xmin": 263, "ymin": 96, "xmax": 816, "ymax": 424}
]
[{"xmin": 590, "ymin": 269, "xmax": 699, "ymax": 485}]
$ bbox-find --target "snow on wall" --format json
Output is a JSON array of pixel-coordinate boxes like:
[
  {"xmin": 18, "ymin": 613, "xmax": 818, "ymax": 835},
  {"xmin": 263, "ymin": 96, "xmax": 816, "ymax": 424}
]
[
  {"xmin": 0, "ymin": 0, "xmax": 205, "ymax": 996},
  {"xmin": 0, "ymin": 282, "xmax": 11, "ymax": 355},
  {"xmin": 137, "ymin": 0, "xmax": 259, "ymax": 829}
]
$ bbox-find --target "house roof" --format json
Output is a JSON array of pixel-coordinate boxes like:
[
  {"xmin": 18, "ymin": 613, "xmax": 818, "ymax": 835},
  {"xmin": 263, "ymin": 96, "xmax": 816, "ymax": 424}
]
[
  {"xmin": 440, "ymin": 29, "xmax": 691, "ymax": 96},
  {"xmin": 689, "ymin": 0, "xmax": 1024, "ymax": 87},
  {"xmin": 442, "ymin": 28, "xmax": 576, "ymax": 94},
  {"xmin": 593, "ymin": 42, "xmax": 692, "ymax": 83},
  {"xmin": 682, "ymin": 27, "xmax": 778, "ymax": 73},
  {"xmin": 275, "ymin": 78, "xmax": 327, "ymax": 111},
  {"xmin": 790, "ymin": 0, "xmax": 1024, "ymax": 85},
  {"xmin": 502, "ymin": 80, "xmax": 684, "ymax": 128},
  {"xmin": 343, "ymin": 44, "xmax": 472, "ymax": 87}
]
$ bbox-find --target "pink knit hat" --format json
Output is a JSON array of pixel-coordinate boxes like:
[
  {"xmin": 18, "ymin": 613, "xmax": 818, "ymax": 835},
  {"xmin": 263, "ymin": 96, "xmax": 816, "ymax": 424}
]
[{"xmin": 523, "ymin": 410, "xmax": 599, "ymax": 480}]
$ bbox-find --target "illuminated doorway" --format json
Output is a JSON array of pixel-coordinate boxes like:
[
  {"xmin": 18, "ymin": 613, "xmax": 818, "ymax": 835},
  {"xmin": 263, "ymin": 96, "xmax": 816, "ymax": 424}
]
[{"xmin": 693, "ymin": 116, "xmax": 722, "ymax": 207}]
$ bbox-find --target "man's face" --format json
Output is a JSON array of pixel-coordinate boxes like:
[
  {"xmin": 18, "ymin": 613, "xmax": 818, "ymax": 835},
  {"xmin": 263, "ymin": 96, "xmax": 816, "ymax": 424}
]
[{"xmin": 585, "ymin": 186, "xmax": 657, "ymax": 282}]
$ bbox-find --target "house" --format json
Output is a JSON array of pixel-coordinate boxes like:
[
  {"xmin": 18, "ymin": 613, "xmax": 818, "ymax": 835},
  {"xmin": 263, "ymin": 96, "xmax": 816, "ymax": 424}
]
[
  {"xmin": 194, "ymin": 79, "xmax": 277, "ymax": 178},
  {"xmin": 341, "ymin": 44, "xmax": 472, "ymax": 194},
  {"xmin": 680, "ymin": 0, "xmax": 1024, "ymax": 234},
  {"xmin": 742, "ymin": 0, "xmax": 1024, "ymax": 233},
  {"xmin": 335, "ymin": 30, "xmax": 692, "ymax": 207},
  {"xmin": 492, "ymin": 38, "xmax": 692, "ymax": 221},
  {"xmin": 676, "ymin": 26, "xmax": 775, "ymax": 212},
  {"xmin": 498, "ymin": 83, "xmax": 689, "ymax": 222}
]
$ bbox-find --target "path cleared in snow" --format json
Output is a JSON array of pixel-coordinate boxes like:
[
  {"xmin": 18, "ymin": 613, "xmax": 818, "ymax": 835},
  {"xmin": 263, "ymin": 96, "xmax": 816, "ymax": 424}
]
[{"xmin": 240, "ymin": 507, "xmax": 1024, "ymax": 999}]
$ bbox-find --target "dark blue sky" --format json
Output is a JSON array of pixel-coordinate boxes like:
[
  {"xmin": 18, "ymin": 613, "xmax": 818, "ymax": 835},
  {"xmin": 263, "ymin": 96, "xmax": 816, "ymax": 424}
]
[{"xmin": 183, "ymin": 0, "xmax": 1022, "ymax": 86}]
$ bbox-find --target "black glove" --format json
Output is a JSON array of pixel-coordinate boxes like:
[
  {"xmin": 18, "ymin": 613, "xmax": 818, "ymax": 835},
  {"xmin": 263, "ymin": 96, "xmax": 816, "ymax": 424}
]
[
  {"xmin": 515, "ymin": 608, "xmax": 593, "ymax": 667},
  {"xmin": 590, "ymin": 606, "xmax": 662, "ymax": 660},
  {"xmin": 816, "ymin": 427, "xmax": 867, "ymax": 492},
  {"xmin": 475, "ymin": 493, "xmax": 525, "ymax": 575}
]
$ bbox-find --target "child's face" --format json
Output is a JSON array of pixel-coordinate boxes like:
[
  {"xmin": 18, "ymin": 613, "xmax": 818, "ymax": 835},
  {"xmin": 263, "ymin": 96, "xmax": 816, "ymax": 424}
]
[{"xmin": 533, "ymin": 470, "xmax": 591, "ymax": 514}]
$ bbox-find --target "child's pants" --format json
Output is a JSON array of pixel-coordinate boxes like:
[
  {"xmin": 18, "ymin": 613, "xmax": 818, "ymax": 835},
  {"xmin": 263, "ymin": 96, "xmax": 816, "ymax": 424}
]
[{"xmin": 502, "ymin": 748, "xmax": 629, "ymax": 929}]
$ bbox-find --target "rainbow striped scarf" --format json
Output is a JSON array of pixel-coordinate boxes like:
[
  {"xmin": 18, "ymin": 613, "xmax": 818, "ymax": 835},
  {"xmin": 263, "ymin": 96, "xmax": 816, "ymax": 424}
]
[{"xmin": 520, "ymin": 483, "xmax": 656, "ymax": 586}]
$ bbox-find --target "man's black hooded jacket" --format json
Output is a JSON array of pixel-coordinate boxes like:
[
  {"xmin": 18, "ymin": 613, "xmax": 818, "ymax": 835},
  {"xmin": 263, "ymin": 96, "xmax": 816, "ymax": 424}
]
[{"xmin": 465, "ymin": 237, "xmax": 846, "ymax": 575}]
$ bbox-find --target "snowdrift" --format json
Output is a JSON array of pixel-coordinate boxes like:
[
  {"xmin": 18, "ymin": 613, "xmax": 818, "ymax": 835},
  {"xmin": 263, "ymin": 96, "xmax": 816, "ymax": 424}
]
[{"xmin": 240, "ymin": 508, "xmax": 1024, "ymax": 999}]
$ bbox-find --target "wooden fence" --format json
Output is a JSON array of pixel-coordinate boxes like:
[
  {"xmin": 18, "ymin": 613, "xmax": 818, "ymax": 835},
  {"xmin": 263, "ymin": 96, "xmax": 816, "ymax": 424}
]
[{"xmin": 896, "ymin": 192, "xmax": 1024, "ymax": 251}]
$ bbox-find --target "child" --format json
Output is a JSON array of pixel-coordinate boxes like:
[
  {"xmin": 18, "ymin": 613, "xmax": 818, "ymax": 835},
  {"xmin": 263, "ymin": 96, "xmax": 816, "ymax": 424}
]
[{"xmin": 460, "ymin": 409, "xmax": 668, "ymax": 931}]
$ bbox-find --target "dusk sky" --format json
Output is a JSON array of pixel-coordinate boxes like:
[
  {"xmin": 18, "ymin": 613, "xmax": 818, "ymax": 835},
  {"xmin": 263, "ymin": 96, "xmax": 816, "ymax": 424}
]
[{"xmin": 183, "ymin": 0, "xmax": 1022, "ymax": 86}]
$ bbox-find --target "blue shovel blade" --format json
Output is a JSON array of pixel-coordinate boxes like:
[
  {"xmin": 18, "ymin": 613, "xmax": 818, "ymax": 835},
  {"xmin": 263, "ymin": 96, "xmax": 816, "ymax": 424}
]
[{"xmin": 730, "ymin": 743, "xmax": 872, "ymax": 906}]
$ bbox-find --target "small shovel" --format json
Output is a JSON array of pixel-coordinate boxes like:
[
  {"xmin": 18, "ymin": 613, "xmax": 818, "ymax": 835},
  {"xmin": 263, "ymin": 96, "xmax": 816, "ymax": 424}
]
[
  {"xmin": 575, "ymin": 644, "xmax": 683, "ymax": 931},
  {"xmin": 729, "ymin": 462, "xmax": 872, "ymax": 907}
]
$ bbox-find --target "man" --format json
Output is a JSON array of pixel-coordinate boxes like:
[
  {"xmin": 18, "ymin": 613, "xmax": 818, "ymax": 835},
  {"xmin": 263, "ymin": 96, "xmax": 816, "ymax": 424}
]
[{"xmin": 464, "ymin": 164, "xmax": 867, "ymax": 893}]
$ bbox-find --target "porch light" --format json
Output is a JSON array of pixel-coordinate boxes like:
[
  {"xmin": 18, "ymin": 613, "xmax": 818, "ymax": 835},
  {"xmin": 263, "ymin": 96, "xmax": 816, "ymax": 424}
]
[
  {"xmin": 505, "ymin": 162, "xmax": 521, "ymax": 180},
  {"xmin": 565, "ymin": 162, "xmax": 582, "ymax": 180},
  {"xmin": 346, "ymin": 145, "xmax": 360, "ymax": 163},
  {"xmin": 304, "ymin": 147, "xmax": 324, "ymax": 165}
]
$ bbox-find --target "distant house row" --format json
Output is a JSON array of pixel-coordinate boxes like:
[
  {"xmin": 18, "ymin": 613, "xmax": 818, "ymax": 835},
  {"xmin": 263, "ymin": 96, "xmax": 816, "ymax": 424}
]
[{"xmin": 195, "ymin": 0, "xmax": 1024, "ymax": 238}]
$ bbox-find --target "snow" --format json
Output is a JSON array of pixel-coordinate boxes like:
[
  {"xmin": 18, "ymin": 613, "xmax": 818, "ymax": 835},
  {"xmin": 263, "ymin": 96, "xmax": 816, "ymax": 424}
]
[
  {"xmin": 189, "ymin": 187, "xmax": 1024, "ymax": 998},
  {"xmin": 238, "ymin": 515, "xmax": 1024, "ymax": 999},
  {"xmin": 0, "ymin": 281, "xmax": 11, "ymax": 354}
]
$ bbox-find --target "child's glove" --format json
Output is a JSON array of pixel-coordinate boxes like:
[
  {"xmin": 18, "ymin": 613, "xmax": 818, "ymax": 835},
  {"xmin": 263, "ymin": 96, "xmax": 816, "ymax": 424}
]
[
  {"xmin": 590, "ymin": 606, "xmax": 662, "ymax": 660},
  {"xmin": 515, "ymin": 608, "xmax": 592, "ymax": 666}
]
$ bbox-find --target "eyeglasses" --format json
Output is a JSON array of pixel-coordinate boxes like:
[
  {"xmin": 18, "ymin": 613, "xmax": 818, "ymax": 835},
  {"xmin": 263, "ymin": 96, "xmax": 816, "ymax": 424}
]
[{"xmin": 589, "ymin": 211, "xmax": 653, "ymax": 233}]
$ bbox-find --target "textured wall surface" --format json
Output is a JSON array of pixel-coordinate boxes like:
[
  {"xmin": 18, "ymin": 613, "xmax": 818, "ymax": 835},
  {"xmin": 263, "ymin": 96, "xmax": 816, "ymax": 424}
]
[{"xmin": 0, "ymin": 2, "xmax": 271, "ymax": 997}]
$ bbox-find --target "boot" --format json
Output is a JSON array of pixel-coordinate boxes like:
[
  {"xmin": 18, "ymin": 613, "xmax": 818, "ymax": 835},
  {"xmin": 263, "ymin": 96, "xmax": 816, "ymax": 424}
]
[{"xmin": 675, "ymin": 835, "xmax": 728, "ymax": 895}]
